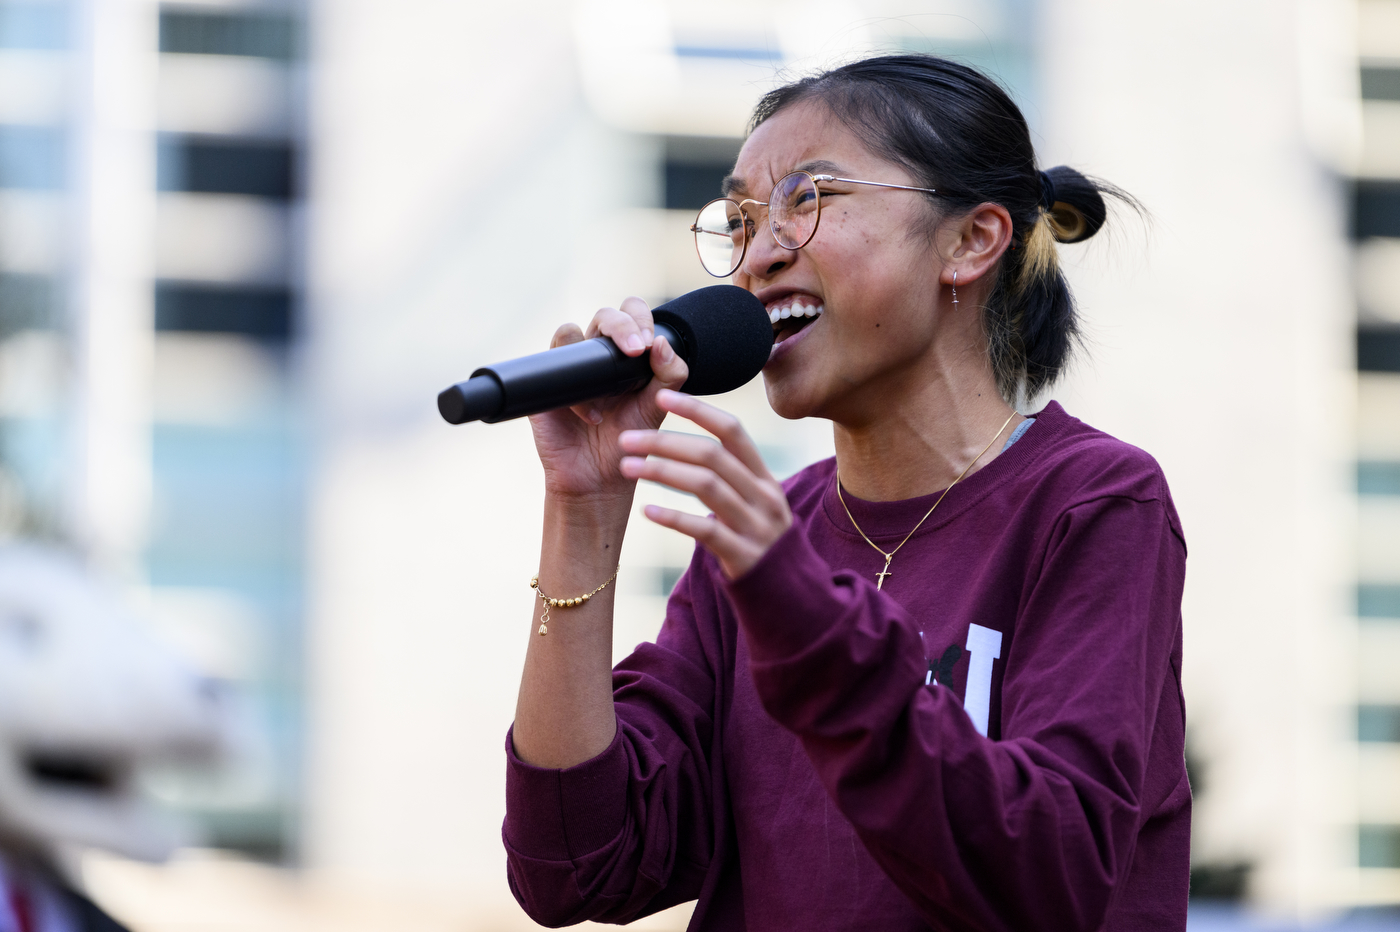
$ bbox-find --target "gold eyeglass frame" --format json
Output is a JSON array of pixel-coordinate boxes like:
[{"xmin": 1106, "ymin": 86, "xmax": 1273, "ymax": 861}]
[{"xmin": 689, "ymin": 171, "xmax": 940, "ymax": 278}]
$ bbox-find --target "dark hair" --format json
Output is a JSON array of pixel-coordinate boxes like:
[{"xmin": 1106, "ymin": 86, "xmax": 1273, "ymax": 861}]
[{"xmin": 750, "ymin": 54, "xmax": 1129, "ymax": 401}]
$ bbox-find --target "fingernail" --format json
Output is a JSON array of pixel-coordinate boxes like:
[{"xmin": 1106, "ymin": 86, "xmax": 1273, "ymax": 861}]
[
  {"xmin": 624, "ymin": 334, "xmax": 644, "ymax": 353},
  {"xmin": 662, "ymin": 339, "xmax": 675, "ymax": 362},
  {"xmin": 642, "ymin": 329, "xmax": 654, "ymax": 346},
  {"xmin": 618, "ymin": 430, "xmax": 636, "ymax": 446},
  {"xmin": 589, "ymin": 408, "xmax": 603, "ymax": 424}
]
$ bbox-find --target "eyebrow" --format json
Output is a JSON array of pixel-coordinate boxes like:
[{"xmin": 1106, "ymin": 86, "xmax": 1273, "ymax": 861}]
[
  {"xmin": 721, "ymin": 159, "xmax": 848, "ymax": 199},
  {"xmin": 795, "ymin": 159, "xmax": 844, "ymax": 177}
]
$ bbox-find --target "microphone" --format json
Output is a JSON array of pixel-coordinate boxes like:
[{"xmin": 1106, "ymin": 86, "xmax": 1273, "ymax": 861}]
[{"xmin": 437, "ymin": 285, "xmax": 772, "ymax": 424}]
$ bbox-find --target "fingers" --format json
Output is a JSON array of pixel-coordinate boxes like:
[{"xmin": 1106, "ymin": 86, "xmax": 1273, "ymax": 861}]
[
  {"xmin": 618, "ymin": 399, "xmax": 791, "ymax": 553},
  {"xmin": 618, "ymin": 429, "xmax": 782, "ymax": 521},
  {"xmin": 587, "ymin": 297, "xmax": 654, "ymax": 357},
  {"xmin": 546, "ymin": 324, "xmax": 602, "ymax": 424},
  {"xmin": 647, "ymin": 335, "xmax": 689, "ymax": 391},
  {"xmin": 550, "ymin": 300, "xmax": 684, "ymax": 427},
  {"xmin": 640, "ymin": 504, "xmax": 763, "ymax": 577},
  {"xmin": 551, "ymin": 322, "xmax": 584, "ymax": 349},
  {"xmin": 568, "ymin": 401, "xmax": 604, "ymax": 425},
  {"xmin": 653, "ymin": 390, "xmax": 774, "ymax": 481},
  {"xmin": 620, "ymin": 452, "xmax": 768, "ymax": 538},
  {"xmin": 619, "ymin": 296, "xmax": 655, "ymax": 345},
  {"xmin": 620, "ymin": 401, "xmax": 791, "ymax": 579}
]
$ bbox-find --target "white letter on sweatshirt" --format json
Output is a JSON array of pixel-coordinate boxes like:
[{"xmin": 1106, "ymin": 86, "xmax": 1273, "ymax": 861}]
[{"xmin": 963, "ymin": 624, "xmax": 1003, "ymax": 737}]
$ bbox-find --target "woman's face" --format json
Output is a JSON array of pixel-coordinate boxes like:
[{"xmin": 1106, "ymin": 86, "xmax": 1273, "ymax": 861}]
[{"xmin": 731, "ymin": 98, "xmax": 955, "ymax": 424}]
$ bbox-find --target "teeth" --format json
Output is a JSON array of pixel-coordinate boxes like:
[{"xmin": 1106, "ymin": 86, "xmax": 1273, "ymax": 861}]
[{"xmin": 766, "ymin": 298, "xmax": 825, "ymax": 325}]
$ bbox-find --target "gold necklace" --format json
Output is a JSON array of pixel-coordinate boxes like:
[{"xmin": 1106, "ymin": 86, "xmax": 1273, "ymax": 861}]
[{"xmin": 836, "ymin": 411, "xmax": 1017, "ymax": 591}]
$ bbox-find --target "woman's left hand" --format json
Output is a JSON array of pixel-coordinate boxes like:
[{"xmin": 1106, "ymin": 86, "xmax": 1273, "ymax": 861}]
[{"xmin": 619, "ymin": 389, "xmax": 793, "ymax": 580}]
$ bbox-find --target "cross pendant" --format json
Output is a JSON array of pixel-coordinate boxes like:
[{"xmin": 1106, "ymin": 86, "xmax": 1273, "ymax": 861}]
[{"xmin": 876, "ymin": 557, "xmax": 893, "ymax": 590}]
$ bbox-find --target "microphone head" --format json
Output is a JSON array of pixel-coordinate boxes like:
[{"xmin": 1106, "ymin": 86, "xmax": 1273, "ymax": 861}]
[{"xmin": 652, "ymin": 285, "xmax": 772, "ymax": 396}]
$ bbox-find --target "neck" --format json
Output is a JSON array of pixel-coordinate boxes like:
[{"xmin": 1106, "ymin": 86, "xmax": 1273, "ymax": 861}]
[{"xmin": 832, "ymin": 354, "xmax": 1020, "ymax": 503}]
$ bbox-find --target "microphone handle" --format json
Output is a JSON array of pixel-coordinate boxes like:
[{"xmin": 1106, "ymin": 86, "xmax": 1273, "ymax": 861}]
[{"xmin": 437, "ymin": 322, "xmax": 687, "ymax": 424}]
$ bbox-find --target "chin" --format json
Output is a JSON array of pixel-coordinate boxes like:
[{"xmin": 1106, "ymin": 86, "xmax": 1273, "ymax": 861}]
[{"xmin": 762, "ymin": 371, "xmax": 827, "ymax": 421}]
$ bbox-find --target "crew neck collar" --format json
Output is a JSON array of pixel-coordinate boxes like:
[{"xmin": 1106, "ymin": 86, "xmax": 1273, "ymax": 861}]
[{"xmin": 819, "ymin": 401, "xmax": 1068, "ymax": 542}]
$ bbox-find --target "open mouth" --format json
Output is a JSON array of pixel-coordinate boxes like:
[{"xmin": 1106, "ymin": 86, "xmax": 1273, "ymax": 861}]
[{"xmin": 767, "ymin": 294, "xmax": 824, "ymax": 344}]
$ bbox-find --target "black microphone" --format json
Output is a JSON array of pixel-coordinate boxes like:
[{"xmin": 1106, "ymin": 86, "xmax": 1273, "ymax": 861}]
[{"xmin": 437, "ymin": 285, "xmax": 772, "ymax": 424}]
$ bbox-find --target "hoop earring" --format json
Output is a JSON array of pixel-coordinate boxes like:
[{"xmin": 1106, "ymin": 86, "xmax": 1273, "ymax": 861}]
[{"xmin": 952, "ymin": 270, "xmax": 958, "ymax": 308}]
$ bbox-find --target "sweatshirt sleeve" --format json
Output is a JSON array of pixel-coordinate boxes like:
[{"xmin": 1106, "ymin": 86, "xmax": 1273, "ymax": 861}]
[
  {"xmin": 725, "ymin": 493, "xmax": 1187, "ymax": 932},
  {"xmin": 502, "ymin": 557, "xmax": 722, "ymax": 926}
]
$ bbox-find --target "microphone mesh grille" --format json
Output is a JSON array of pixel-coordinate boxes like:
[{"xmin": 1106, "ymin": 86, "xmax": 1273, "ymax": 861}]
[{"xmin": 651, "ymin": 285, "xmax": 772, "ymax": 396}]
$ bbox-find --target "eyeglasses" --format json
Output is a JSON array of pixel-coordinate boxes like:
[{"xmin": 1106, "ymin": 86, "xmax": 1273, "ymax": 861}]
[{"xmin": 690, "ymin": 170, "xmax": 939, "ymax": 278}]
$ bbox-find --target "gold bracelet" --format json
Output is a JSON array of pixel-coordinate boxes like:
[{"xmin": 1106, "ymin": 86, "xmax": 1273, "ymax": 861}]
[{"xmin": 530, "ymin": 567, "xmax": 619, "ymax": 636}]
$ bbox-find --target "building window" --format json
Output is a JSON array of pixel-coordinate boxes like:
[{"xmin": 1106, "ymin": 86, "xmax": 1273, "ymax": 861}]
[
  {"xmin": 0, "ymin": 273, "xmax": 57, "ymax": 334},
  {"xmin": 0, "ymin": 2, "xmax": 66, "ymax": 50},
  {"xmin": 0, "ymin": 125, "xmax": 64, "ymax": 190},
  {"xmin": 1354, "ymin": 182, "xmax": 1400, "ymax": 239},
  {"xmin": 663, "ymin": 136, "xmax": 743, "ymax": 211},
  {"xmin": 159, "ymin": 8, "xmax": 296, "ymax": 61},
  {"xmin": 658, "ymin": 566, "xmax": 686, "ymax": 596},
  {"xmin": 1358, "ymin": 326, "xmax": 1400, "ymax": 373},
  {"xmin": 672, "ymin": 44, "xmax": 781, "ymax": 62},
  {"xmin": 1358, "ymin": 461, "xmax": 1400, "ymax": 495},
  {"xmin": 1358, "ymin": 583, "xmax": 1400, "ymax": 619},
  {"xmin": 1360, "ymin": 825, "xmax": 1400, "ymax": 869},
  {"xmin": 1358, "ymin": 705, "xmax": 1400, "ymax": 743},
  {"xmin": 665, "ymin": 162, "xmax": 729, "ymax": 211},
  {"xmin": 158, "ymin": 135, "xmax": 295, "ymax": 200},
  {"xmin": 1361, "ymin": 66, "xmax": 1400, "ymax": 102},
  {"xmin": 155, "ymin": 282, "xmax": 292, "ymax": 340}
]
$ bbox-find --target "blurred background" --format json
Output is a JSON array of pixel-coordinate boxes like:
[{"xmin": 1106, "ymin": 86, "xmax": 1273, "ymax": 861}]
[{"xmin": 0, "ymin": 0, "xmax": 1396, "ymax": 928}]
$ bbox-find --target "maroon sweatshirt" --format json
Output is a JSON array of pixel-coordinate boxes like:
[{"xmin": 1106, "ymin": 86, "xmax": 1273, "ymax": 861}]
[{"xmin": 504, "ymin": 401, "xmax": 1190, "ymax": 931}]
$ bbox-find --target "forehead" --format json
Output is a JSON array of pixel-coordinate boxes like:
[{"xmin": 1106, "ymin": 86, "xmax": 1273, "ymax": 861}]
[{"xmin": 726, "ymin": 98, "xmax": 901, "ymax": 197}]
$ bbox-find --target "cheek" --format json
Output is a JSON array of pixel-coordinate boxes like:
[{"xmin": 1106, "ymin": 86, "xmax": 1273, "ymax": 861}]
[
  {"xmin": 813, "ymin": 235, "xmax": 937, "ymax": 320},
  {"xmin": 816, "ymin": 206, "xmax": 935, "ymax": 283}
]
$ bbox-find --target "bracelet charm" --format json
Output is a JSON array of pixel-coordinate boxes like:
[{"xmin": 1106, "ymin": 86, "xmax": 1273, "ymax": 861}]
[{"xmin": 530, "ymin": 568, "xmax": 619, "ymax": 636}]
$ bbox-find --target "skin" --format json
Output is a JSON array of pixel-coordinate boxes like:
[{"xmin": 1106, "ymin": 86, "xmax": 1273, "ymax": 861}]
[{"xmin": 512, "ymin": 98, "xmax": 1022, "ymax": 768}]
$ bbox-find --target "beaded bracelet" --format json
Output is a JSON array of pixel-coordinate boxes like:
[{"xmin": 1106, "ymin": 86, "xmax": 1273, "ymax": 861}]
[{"xmin": 530, "ymin": 567, "xmax": 619, "ymax": 636}]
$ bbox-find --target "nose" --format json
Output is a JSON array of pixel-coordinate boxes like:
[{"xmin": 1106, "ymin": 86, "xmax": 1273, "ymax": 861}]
[{"xmin": 739, "ymin": 214, "xmax": 795, "ymax": 281}]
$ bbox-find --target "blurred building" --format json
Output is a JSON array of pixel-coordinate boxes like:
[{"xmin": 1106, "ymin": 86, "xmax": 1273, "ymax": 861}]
[
  {"xmin": 144, "ymin": 0, "xmax": 306, "ymax": 861},
  {"xmin": 0, "ymin": 0, "xmax": 306, "ymax": 859},
  {"xmin": 0, "ymin": 2, "xmax": 72, "ymax": 545},
  {"xmin": 0, "ymin": 0, "xmax": 1397, "ymax": 929},
  {"xmin": 1354, "ymin": 0, "xmax": 1400, "ymax": 896},
  {"xmin": 1045, "ymin": 0, "xmax": 1395, "ymax": 914}
]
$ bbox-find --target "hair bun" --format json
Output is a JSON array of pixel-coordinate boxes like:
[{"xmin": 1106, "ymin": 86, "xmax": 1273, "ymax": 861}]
[{"xmin": 1040, "ymin": 165, "xmax": 1108, "ymax": 244}]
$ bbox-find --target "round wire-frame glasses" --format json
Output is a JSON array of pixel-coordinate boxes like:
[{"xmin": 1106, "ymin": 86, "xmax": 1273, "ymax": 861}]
[{"xmin": 689, "ymin": 170, "xmax": 939, "ymax": 278}]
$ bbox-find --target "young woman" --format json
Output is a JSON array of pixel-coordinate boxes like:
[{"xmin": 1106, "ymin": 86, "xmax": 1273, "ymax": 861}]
[{"xmin": 504, "ymin": 55, "xmax": 1188, "ymax": 932}]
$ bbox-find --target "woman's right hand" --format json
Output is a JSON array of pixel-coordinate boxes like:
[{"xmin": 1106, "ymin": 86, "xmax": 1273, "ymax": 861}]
[{"xmin": 529, "ymin": 296, "xmax": 691, "ymax": 503}]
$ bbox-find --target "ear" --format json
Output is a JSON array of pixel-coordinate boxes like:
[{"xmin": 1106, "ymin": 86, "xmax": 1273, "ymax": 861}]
[{"xmin": 936, "ymin": 203, "xmax": 1014, "ymax": 286}]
